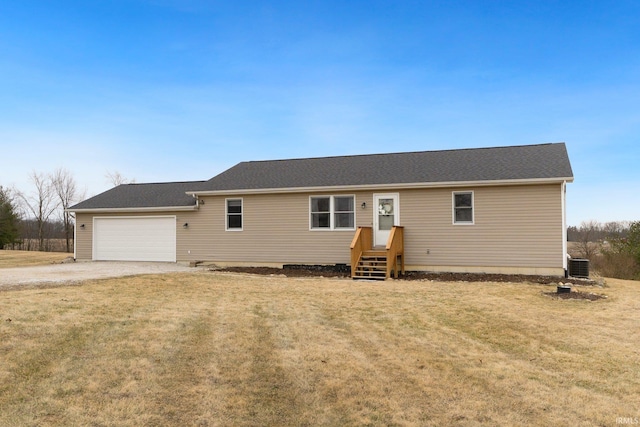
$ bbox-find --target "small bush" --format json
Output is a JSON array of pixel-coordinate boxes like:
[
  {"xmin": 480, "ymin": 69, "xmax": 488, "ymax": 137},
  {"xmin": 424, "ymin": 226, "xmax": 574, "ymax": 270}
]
[
  {"xmin": 594, "ymin": 251, "xmax": 639, "ymax": 280},
  {"xmin": 599, "ymin": 221, "xmax": 640, "ymax": 280}
]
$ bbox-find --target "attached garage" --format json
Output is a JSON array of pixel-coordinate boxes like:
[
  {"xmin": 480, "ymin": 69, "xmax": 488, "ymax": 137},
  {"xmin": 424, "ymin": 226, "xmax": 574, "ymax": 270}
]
[{"xmin": 93, "ymin": 216, "xmax": 177, "ymax": 262}]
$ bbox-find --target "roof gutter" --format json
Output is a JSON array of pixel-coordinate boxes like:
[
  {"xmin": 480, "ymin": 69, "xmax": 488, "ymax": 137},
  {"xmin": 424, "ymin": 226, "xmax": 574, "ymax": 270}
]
[
  {"xmin": 66, "ymin": 205, "xmax": 199, "ymax": 214},
  {"xmin": 186, "ymin": 176, "xmax": 575, "ymax": 197}
]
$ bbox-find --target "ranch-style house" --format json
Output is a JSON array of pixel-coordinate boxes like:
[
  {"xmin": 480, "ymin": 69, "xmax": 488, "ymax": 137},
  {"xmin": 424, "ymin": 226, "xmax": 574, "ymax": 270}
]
[{"xmin": 69, "ymin": 142, "xmax": 574, "ymax": 279}]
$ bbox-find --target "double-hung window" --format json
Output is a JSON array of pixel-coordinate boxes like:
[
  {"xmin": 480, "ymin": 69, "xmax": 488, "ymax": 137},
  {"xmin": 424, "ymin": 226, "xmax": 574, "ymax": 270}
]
[
  {"xmin": 453, "ymin": 192, "xmax": 474, "ymax": 224},
  {"xmin": 310, "ymin": 197, "xmax": 331, "ymax": 229},
  {"xmin": 226, "ymin": 198, "xmax": 243, "ymax": 230},
  {"xmin": 310, "ymin": 195, "xmax": 355, "ymax": 230}
]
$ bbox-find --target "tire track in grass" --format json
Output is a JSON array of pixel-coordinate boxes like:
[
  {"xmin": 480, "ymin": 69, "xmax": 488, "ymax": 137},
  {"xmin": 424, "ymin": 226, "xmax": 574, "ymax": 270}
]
[
  {"xmin": 150, "ymin": 307, "xmax": 221, "ymax": 426},
  {"xmin": 310, "ymin": 287, "xmax": 440, "ymax": 420},
  {"xmin": 314, "ymin": 295, "xmax": 551, "ymax": 426},
  {"xmin": 244, "ymin": 303, "xmax": 306, "ymax": 426},
  {"xmin": 211, "ymin": 288, "xmax": 360, "ymax": 426},
  {"xmin": 148, "ymin": 287, "xmax": 305, "ymax": 426}
]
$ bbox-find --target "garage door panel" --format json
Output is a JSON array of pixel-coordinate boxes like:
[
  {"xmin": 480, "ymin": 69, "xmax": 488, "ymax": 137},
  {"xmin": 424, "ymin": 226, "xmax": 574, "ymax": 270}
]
[{"xmin": 93, "ymin": 217, "xmax": 176, "ymax": 262}]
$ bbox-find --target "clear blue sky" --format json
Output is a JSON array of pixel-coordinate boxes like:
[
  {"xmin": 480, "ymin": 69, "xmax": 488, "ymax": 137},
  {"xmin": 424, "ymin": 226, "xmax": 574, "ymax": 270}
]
[{"xmin": 1, "ymin": 1, "xmax": 638, "ymax": 226}]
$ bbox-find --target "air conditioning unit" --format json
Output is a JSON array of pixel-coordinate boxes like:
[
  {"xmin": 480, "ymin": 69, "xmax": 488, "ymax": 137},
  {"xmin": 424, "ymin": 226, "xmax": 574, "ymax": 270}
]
[{"xmin": 569, "ymin": 259, "xmax": 589, "ymax": 278}]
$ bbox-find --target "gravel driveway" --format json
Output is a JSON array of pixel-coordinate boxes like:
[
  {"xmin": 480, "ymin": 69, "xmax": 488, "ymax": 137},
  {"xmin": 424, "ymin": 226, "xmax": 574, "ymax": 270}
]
[{"xmin": 0, "ymin": 262, "xmax": 195, "ymax": 288}]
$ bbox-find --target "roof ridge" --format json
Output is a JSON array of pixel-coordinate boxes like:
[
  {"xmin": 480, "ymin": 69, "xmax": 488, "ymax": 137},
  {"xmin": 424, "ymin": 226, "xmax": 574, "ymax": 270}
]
[{"xmin": 240, "ymin": 142, "xmax": 566, "ymax": 164}]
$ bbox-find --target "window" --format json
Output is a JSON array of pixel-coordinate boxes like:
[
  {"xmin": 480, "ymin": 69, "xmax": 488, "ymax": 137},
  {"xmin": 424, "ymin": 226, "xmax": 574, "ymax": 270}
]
[
  {"xmin": 310, "ymin": 195, "xmax": 355, "ymax": 230},
  {"xmin": 226, "ymin": 198, "xmax": 242, "ymax": 230},
  {"xmin": 311, "ymin": 197, "xmax": 330, "ymax": 228},
  {"xmin": 453, "ymin": 192, "xmax": 474, "ymax": 224},
  {"xmin": 334, "ymin": 196, "xmax": 354, "ymax": 229}
]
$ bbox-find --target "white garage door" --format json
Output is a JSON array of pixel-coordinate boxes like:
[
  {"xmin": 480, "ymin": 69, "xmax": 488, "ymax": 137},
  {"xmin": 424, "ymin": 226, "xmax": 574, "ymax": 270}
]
[{"xmin": 93, "ymin": 216, "xmax": 176, "ymax": 262}]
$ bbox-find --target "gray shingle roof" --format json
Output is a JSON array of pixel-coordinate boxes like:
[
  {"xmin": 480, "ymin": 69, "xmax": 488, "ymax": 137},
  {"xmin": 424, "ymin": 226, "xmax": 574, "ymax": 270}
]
[
  {"xmin": 69, "ymin": 143, "xmax": 573, "ymax": 210},
  {"xmin": 69, "ymin": 181, "xmax": 206, "ymax": 210},
  {"xmin": 199, "ymin": 143, "xmax": 573, "ymax": 192}
]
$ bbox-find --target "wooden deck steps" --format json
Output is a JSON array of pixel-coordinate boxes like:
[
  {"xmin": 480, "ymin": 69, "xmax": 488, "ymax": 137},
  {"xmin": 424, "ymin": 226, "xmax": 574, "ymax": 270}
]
[
  {"xmin": 350, "ymin": 226, "xmax": 404, "ymax": 280},
  {"xmin": 353, "ymin": 250, "xmax": 387, "ymax": 280}
]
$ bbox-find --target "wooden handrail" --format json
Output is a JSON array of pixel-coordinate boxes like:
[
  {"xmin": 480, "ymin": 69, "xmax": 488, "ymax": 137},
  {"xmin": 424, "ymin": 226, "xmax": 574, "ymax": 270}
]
[
  {"xmin": 385, "ymin": 226, "xmax": 405, "ymax": 279},
  {"xmin": 350, "ymin": 227, "xmax": 372, "ymax": 278}
]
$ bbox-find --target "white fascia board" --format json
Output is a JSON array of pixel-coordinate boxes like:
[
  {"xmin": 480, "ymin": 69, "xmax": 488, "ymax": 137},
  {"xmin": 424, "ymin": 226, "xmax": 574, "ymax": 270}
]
[
  {"xmin": 66, "ymin": 205, "xmax": 198, "ymax": 213},
  {"xmin": 187, "ymin": 177, "xmax": 574, "ymax": 197}
]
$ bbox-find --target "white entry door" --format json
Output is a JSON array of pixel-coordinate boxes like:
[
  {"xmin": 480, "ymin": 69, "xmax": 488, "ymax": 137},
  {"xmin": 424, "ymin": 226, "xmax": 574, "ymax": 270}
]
[{"xmin": 373, "ymin": 194, "xmax": 399, "ymax": 247}]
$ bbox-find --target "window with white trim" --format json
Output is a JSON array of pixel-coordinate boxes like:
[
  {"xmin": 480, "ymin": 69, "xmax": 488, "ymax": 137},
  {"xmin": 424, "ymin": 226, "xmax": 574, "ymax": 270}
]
[
  {"xmin": 310, "ymin": 195, "xmax": 355, "ymax": 230},
  {"xmin": 226, "ymin": 198, "xmax": 243, "ymax": 230},
  {"xmin": 453, "ymin": 192, "xmax": 474, "ymax": 224}
]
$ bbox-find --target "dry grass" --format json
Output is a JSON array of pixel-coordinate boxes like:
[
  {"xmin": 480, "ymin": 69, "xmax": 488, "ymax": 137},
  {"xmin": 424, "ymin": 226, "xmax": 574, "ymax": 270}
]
[
  {"xmin": 1, "ymin": 271, "xmax": 639, "ymax": 426},
  {"xmin": 0, "ymin": 250, "xmax": 71, "ymax": 268}
]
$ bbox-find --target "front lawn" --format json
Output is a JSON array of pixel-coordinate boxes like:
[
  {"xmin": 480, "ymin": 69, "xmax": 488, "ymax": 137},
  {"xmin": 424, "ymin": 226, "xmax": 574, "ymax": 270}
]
[
  {"xmin": 1, "ymin": 272, "xmax": 638, "ymax": 426},
  {"xmin": 0, "ymin": 250, "xmax": 70, "ymax": 268}
]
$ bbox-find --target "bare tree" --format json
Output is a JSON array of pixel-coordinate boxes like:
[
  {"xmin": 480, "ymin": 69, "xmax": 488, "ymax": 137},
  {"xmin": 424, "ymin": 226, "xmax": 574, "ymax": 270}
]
[
  {"xmin": 602, "ymin": 221, "xmax": 630, "ymax": 241},
  {"xmin": 51, "ymin": 168, "xmax": 85, "ymax": 253},
  {"xmin": 17, "ymin": 171, "xmax": 60, "ymax": 251},
  {"xmin": 574, "ymin": 220, "xmax": 601, "ymax": 260},
  {"xmin": 105, "ymin": 171, "xmax": 135, "ymax": 187}
]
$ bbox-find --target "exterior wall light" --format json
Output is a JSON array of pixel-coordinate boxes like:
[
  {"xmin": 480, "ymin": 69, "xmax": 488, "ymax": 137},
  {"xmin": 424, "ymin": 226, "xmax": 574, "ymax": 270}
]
[
  {"xmin": 183, "ymin": 223, "xmax": 189, "ymax": 228},
  {"xmin": 80, "ymin": 224, "xmax": 85, "ymax": 229},
  {"xmin": 361, "ymin": 202, "xmax": 367, "ymax": 209}
]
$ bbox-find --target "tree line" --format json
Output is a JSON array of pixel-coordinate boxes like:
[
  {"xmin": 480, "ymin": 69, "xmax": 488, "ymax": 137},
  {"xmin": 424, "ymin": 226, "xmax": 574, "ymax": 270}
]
[
  {"xmin": 567, "ymin": 220, "xmax": 631, "ymax": 244},
  {"xmin": 568, "ymin": 220, "xmax": 640, "ymax": 280},
  {"xmin": 1, "ymin": 169, "xmax": 134, "ymax": 253}
]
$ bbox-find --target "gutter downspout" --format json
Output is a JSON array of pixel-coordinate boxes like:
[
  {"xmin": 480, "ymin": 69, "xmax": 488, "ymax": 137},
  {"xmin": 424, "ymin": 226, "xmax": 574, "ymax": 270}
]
[
  {"xmin": 562, "ymin": 181, "xmax": 568, "ymax": 275},
  {"xmin": 72, "ymin": 213, "xmax": 77, "ymax": 261}
]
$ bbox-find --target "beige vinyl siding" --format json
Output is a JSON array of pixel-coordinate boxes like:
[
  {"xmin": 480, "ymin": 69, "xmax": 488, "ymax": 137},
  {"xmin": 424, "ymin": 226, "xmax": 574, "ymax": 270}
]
[
  {"xmin": 186, "ymin": 192, "xmax": 371, "ymax": 265},
  {"xmin": 74, "ymin": 183, "xmax": 565, "ymax": 275},
  {"xmin": 188, "ymin": 184, "xmax": 563, "ymax": 271},
  {"xmin": 74, "ymin": 213, "xmax": 93, "ymax": 260},
  {"xmin": 400, "ymin": 184, "xmax": 564, "ymax": 271}
]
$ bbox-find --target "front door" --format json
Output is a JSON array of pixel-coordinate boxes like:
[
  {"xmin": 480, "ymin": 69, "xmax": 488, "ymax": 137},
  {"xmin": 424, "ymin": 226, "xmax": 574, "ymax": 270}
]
[{"xmin": 373, "ymin": 194, "xmax": 399, "ymax": 247}]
